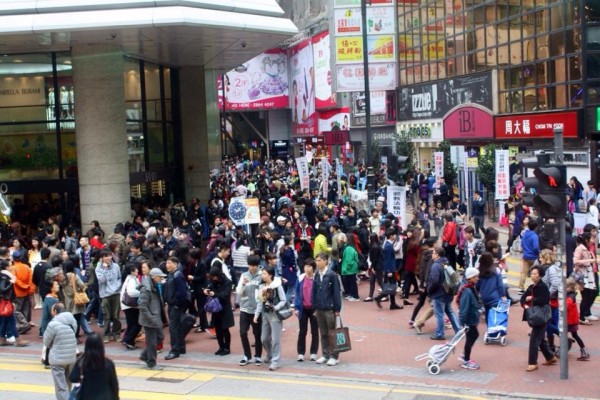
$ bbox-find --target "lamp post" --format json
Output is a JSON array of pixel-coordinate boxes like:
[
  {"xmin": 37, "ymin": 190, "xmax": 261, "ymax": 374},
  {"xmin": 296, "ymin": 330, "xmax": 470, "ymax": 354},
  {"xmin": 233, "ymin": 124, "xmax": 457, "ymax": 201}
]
[{"xmin": 361, "ymin": 0, "xmax": 375, "ymax": 198}]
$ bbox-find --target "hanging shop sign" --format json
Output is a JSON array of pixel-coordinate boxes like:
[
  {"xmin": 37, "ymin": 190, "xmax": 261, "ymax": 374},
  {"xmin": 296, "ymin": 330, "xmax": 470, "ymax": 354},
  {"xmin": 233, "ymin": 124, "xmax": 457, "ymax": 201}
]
[
  {"xmin": 312, "ymin": 31, "xmax": 337, "ymax": 110},
  {"xmin": 323, "ymin": 131, "xmax": 350, "ymax": 145},
  {"xmin": 397, "ymin": 71, "xmax": 493, "ymax": 121},
  {"xmin": 336, "ymin": 63, "xmax": 397, "ymax": 92},
  {"xmin": 334, "ymin": 6, "xmax": 396, "ymax": 36},
  {"xmin": 318, "ymin": 107, "xmax": 351, "ymax": 133},
  {"xmin": 444, "ymin": 105, "xmax": 494, "ymax": 140},
  {"xmin": 290, "ymin": 39, "xmax": 318, "ymax": 136},
  {"xmin": 494, "ymin": 111, "xmax": 580, "ymax": 140}
]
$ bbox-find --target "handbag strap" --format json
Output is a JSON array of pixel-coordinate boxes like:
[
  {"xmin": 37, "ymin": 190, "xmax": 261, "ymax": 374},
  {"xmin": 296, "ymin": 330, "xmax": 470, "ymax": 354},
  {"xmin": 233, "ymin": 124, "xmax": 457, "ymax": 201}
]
[
  {"xmin": 70, "ymin": 273, "xmax": 76, "ymax": 292},
  {"xmin": 335, "ymin": 315, "xmax": 343, "ymax": 329}
]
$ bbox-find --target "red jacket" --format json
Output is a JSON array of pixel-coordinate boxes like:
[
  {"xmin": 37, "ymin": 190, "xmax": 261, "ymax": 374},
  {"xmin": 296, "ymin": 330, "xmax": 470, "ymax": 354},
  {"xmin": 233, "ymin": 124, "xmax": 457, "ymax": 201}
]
[
  {"xmin": 567, "ymin": 293, "xmax": 579, "ymax": 325},
  {"xmin": 442, "ymin": 222, "xmax": 458, "ymax": 246}
]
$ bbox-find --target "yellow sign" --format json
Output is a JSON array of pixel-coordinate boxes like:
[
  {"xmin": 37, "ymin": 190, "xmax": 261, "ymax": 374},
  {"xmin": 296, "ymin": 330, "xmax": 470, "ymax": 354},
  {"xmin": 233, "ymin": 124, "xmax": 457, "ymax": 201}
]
[
  {"xmin": 243, "ymin": 198, "xmax": 260, "ymax": 224},
  {"xmin": 423, "ymin": 35, "xmax": 446, "ymax": 60},
  {"xmin": 467, "ymin": 157, "xmax": 478, "ymax": 168},
  {"xmin": 336, "ymin": 37, "xmax": 363, "ymax": 62},
  {"xmin": 508, "ymin": 146, "xmax": 518, "ymax": 158}
]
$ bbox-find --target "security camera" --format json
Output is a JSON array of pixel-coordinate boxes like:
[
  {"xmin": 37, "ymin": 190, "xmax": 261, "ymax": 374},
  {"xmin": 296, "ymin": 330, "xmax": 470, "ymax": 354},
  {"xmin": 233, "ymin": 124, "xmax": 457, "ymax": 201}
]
[{"xmin": 241, "ymin": 41, "xmax": 247, "ymax": 48}]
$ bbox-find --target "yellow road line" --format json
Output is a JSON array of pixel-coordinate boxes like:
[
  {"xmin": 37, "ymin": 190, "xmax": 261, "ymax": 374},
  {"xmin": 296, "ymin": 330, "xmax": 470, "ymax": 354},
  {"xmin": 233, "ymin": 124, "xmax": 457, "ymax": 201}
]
[{"xmin": 0, "ymin": 383, "xmax": 265, "ymax": 400}]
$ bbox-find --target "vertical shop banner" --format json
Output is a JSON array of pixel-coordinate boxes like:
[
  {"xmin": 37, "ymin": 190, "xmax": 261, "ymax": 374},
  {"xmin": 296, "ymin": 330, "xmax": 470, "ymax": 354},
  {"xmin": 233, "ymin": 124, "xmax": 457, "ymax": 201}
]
[
  {"xmin": 573, "ymin": 213, "xmax": 587, "ymax": 235},
  {"xmin": 290, "ymin": 39, "xmax": 317, "ymax": 136},
  {"xmin": 296, "ymin": 157, "xmax": 310, "ymax": 191},
  {"xmin": 217, "ymin": 49, "xmax": 289, "ymax": 110},
  {"xmin": 320, "ymin": 158, "xmax": 331, "ymax": 198},
  {"xmin": 336, "ymin": 158, "xmax": 343, "ymax": 197},
  {"xmin": 464, "ymin": 151, "xmax": 469, "ymax": 200},
  {"xmin": 387, "ymin": 185, "xmax": 407, "ymax": 228},
  {"xmin": 434, "ymin": 152, "xmax": 444, "ymax": 178},
  {"xmin": 495, "ymin": 149, "xmax": 510, "ymax": 200},
  {"xmin": 312, "ymin": 31, "xmax": 337, "ymax": 109}
]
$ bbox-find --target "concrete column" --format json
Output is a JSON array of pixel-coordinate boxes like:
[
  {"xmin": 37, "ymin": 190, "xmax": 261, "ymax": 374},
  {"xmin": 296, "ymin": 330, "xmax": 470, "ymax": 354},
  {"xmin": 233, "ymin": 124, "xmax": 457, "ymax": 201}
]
[
  {"xmin": 180, "ymin": 66, "xmax": 221, "ymax": 204},
  {"xmin": 72, "ymin": 44, "xmax": 131, "ymax": 231}
]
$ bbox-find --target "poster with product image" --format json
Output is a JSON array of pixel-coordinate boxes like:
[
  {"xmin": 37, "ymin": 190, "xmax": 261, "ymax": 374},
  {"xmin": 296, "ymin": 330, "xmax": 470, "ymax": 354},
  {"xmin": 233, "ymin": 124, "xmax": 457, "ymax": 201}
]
[
  {"xmin": 290, "ymin": 39, "xmax": 317, "ymax": 136},
  {"xmin": 312, "ymin": 31, "xmax": 337, "ymax": 109}
]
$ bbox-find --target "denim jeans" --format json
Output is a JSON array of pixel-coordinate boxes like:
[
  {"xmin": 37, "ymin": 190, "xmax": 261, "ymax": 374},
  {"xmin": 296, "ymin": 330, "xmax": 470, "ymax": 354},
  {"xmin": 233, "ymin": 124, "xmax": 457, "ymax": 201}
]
[
  {"xmin": 432, "ymin": 295, "xmax": 460, "ymax": 338},
  {"xmin": 0, "ymin": 314, "xmax": 18, "ymax": 338}
]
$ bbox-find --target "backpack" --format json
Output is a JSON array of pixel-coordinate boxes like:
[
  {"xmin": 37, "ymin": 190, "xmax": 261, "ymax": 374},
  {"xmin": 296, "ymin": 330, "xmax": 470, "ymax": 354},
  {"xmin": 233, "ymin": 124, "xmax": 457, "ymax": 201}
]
[{"xmin": 442, "ymin": 265, "xmax": 461, "ymax": 295}]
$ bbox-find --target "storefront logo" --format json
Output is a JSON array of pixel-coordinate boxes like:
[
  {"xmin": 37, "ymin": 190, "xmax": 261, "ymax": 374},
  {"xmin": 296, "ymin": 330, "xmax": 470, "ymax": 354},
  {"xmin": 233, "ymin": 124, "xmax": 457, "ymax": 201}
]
[
  {"xmin": 458, "ymin": 109, "xmax": 474, "ymax": 133},
  {"xmin": 443, "ymin": 105, "xmax": 493, "ymax": 140},
  {"xmin": 494, "ymin": 111, "xmax": 579, "ymax": 139},
  {"xmin": 412, "ymin": 92, "xmax": 432, "ymax": 112}
]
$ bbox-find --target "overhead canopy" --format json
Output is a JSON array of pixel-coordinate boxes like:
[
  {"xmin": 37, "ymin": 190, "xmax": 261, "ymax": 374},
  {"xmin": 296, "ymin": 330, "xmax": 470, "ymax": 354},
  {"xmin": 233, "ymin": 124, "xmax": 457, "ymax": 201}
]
[{"xmin": 0, "ymin": 0, "xmax": 298, "ymax": 70}]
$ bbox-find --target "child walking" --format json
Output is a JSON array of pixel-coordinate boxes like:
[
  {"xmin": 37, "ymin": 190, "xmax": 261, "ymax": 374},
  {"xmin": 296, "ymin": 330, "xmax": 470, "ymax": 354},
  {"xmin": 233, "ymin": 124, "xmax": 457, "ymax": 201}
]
[
  {"xmin": 457, "ymin": 267, "xmax": 481, "ymax": 370},
  {"xmin": 566, "ymin": 277, "xmax": 590, "ymax": 361}
]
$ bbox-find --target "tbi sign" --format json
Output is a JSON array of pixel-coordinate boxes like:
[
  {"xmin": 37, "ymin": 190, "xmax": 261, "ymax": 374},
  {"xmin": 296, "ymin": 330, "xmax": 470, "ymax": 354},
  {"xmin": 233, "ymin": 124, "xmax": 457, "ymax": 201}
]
[
  {"xmin": 495, "ymin": 111, "xmax": 580, "ymax": 139},
  {"xmin": 443, "ymin": 105, "xmax": 494, "ymax": 140}
]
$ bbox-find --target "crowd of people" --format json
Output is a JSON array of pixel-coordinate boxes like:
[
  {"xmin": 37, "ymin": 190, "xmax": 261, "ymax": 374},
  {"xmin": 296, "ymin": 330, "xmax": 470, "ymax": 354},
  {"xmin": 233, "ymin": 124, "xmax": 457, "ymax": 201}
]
[{"xmin": 0, "ymin": 155, "xmax": 597, "ymax": 399}]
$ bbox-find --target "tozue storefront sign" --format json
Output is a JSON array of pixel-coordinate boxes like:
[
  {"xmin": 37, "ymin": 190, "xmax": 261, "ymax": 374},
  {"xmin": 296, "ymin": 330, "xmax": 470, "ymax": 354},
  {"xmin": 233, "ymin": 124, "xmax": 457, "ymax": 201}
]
[{"xmin": 494, "ymin": 111, "xmax": 580, "ymax": 140}]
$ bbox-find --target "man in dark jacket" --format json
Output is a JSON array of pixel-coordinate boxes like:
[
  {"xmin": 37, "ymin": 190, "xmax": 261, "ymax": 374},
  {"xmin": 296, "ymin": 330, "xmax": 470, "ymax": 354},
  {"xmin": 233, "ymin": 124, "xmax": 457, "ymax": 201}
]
[
  {"xmin": 312, "ymin": 252, "xmax": 342, "ymax": 366},
  {"xmin": 471, "ymin": 191, "xmax": 486, "ymax": 238},
  {"xmin": 164, "ymin": 256, "xmax": 188, "ymax": 360},
  {"xmin": 427, "ymin": 247, "xmax": 460, "ymax": 340},
  {"xmin": 139, "ymin": 268, "xmax": 167, "ymax": 370}
]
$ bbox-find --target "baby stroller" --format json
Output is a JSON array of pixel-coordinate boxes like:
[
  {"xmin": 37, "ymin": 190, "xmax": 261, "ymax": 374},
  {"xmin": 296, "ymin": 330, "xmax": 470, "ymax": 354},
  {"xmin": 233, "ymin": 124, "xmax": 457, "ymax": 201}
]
[
  {"xmin": 415, "ymin": 326, "xmax": 469, "ymax": 375},
  {"xmin": 484, "ymin": 299, "xmax": 510, "ymax": 346}
]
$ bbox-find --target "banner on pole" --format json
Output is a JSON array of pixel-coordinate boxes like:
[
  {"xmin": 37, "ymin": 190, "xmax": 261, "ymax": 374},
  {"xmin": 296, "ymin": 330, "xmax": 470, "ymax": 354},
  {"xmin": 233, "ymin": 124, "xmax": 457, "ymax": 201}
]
[
  {"xmin": 320, "ymin": 158, "xmax": 330, "ymax": 198},
  {"xmin": 464, "ymin": 151, "xmax": 469, "ymax": 202},
  {"xmin": 495, "ymin": 149, "xmax": 510, "ymax": 200},
  {"xmin": 573, "ymin": 213, "xmax": 587, "ymax": 235},
  {"xmin": 434, "ymin": 152, "xmax": 444, "ymax": 178},
  {"xmin": 296, "ymin": 157, "xmax": 310, "ymax": 192},
  {"xmin": 387, "ymin": 185, "xmax": 407, "ymax": 228}
]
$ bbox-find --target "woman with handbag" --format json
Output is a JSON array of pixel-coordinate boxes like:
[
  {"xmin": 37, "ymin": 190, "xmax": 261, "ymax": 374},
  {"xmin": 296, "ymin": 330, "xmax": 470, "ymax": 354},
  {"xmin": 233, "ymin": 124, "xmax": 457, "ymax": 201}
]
[
  {"xmin": 520, "ymin": 266, "xmax": 557, "ymax": 372},
  {"xmin": 205, "ymin": 266, "xmax": 234, "ymax": 356},
  {"xmin": 364, "ymin": 233, "xmax": 383, "ymax": 302},
  {"xmin": 339, "ymin": 233, "xmax": 360, "ymax": 301},
  {"xmin": 254, "ymin": 266, "xmax": 286, "ymax": 371},
  {"xmin": 573, "ymin": 233, "xmax": 597, "ymax": 325},
  {"xmin": 63, "ymin": 260, "xmax": 89, "ymax": 344},
  {"xmin": 120, "ymin": 263, "xmax": 142, "ymax": 350},
  {"xmin": 0, "ymin": 259, "xmax": 29, "ymax": 346},
  {"xmin": 69, "ymin": 333, "xmax": 119, "ymax": 400}
]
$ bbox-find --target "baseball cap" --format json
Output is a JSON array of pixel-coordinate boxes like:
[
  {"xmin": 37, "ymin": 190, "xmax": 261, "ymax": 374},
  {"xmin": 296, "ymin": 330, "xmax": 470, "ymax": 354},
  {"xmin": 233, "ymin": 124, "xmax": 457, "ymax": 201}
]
[
  {"xmin": 276, "ymin": 216, "xmax": 287, "ymax": 223},
  {"xmin": 149, "ymin": 268, "xmax": 167, "ymax": 278},
  {"xmin": 299, "ymin": 216, "xmax": 308, "ymax": 223}
]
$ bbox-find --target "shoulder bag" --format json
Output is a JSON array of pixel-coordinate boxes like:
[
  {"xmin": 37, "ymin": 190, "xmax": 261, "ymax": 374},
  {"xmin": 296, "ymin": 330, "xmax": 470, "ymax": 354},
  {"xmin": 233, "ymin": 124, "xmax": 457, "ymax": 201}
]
[
  {"xmin": 121, "ymin": 276, "xmax": 139, "ymax": 308},
  {"xmin": 204, "ymin": 296, "xmax": 223, "ymax": 313},
  {"xmin": 273, "ymin": 288, "xmax": 293, "ymax": 321},
  {"xmin": 71, "ymin": 275, "xmax": 90, "ymax": 306}
]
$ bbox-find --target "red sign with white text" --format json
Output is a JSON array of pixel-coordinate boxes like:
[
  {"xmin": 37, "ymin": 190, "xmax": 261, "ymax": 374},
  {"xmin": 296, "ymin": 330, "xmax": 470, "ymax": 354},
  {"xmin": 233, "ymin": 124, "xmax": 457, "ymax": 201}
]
[
  {"xmin": 443, "ymin": 106, "xmax": 494, "ymax": 140},
  {"xmin": 495, "ymin": 111, "xmax": 579, "ymax": 139}
]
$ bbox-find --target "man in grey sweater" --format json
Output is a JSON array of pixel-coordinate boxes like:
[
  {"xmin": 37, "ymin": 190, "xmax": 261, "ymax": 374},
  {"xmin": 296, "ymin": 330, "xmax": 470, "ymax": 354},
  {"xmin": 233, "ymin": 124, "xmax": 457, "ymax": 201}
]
[
  {"xmin": 95, "ymin": 249, "xmax": 122, "ymax": 342},
  {"xmin": 43, "ymin": 302, "xmax": 77, "ymax": 400},
  {"xmin": 235, "ymin": 254, "xmax": 263, "ymax": 366}
]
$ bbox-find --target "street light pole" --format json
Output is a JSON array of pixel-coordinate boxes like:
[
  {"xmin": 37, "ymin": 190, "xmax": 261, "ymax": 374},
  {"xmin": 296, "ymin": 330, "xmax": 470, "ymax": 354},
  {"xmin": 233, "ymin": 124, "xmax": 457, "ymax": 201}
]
[{"xmin": 361, "ymin": 0, "xmax": 374, "ymax": 195}]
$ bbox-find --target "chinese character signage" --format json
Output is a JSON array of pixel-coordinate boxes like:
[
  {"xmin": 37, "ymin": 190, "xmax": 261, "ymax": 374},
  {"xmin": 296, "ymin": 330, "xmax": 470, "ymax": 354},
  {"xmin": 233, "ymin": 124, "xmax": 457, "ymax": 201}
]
[
  {"xmin": 312, "ymin": 31, "xmax": 337, "ymax": 110},
  {"xmin": 335, "ymin": 0, "xmax": 394, "ymax": 5},
  {"xmin": 334, "ymin": 6, "xmax": 396, "ymax": 36},
  {"xmin": 217, "ymin": 49, "xmax": 289, "ymax": 111},
  {"xmin": 444, "ymin": 106, "xmax": 494, "ymax": 140},
  {"xmin": 495, "ymin": 149, "xmax": 510, "ymax": 200},
  {"xmin": 335, "ymin": 36, "xmax": 395, "ymax": 63},
  {"xmin": 296, "ymin": 156, "xmax": 310, "ymax": 191},
  {"xmin": 290, "ymin": 39, "xmax": 318, "ymax": 137},
  {"xmin": 336, "ymin": 63, "xmax": 397, "ymax": 92},
  {"xmin": 494, "ymin": 111, "xmax": 580, "ymax": 140},
  {"xmin": 387, "ymin": 185, "xmax": 406, "ymax": 228},
  {"xmin": 397, "ymin": 71, "xmax": 494, "ymax": 121}
]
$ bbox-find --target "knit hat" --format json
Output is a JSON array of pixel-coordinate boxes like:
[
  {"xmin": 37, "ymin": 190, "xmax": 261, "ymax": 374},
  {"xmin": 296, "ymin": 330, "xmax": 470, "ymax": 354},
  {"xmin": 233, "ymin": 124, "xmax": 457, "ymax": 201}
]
[{"xmin": 465, "ymin": 267, "xmax": 479, "ymax": 280}]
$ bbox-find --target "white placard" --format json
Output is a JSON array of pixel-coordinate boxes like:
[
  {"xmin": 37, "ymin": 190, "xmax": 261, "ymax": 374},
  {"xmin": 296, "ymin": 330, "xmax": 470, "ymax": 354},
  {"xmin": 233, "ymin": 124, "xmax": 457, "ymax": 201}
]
[
  {"xmin": 335, "ymin": 63, "xmax": 397, "ymax": 92},
  {"xmin": 347, "ymin": 188, "xmax": 369, "ymax": 211},
  {"xmin": 434, "ymin": 152, "xmax": 444, "ymax": 178},
  {"xmin": 296, "ymin": 157, "xmax": 310, "ymax": 192},
  {"xmin": 387, "ymin": 185, "xmax": 407, "ymax": 228}
]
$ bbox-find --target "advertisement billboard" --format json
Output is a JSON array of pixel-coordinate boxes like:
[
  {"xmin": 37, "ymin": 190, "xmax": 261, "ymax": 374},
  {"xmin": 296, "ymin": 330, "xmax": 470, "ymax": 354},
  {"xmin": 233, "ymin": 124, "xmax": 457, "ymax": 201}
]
[
  {"xmin": 334, "ymin": 6, "xmax": 395, "ymax": 36},
  {"xmin": 312, "ymin": 31, "xmax": 337, "ymax": 110},
  {"xmin": 335, "ymin": 35, "xmax": 395, "ymax": 63},
  {"xmin": 290, "ymin": 39, "xmax": 318, "ymax": 136},
  {"xmin": 397, "ymin": 71, "xmax": 493, "ymax": 121},
  {"xmin": 217, "ymin": 49, "xmax": 288, "ymax": 111},
  {"xmin": 335, "ymin": 62, "xmax": 397, "ymax": 92},
  {"xmin": 318, "ymin": 107, "xmax": 351, "ymax": 133}
]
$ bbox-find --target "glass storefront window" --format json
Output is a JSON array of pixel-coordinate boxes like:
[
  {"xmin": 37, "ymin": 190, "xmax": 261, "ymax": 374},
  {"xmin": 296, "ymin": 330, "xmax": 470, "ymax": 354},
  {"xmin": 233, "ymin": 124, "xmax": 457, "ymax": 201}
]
[
  {"xmin": 144, "ymin": 63, "xmax": 161, "ymax": 121},
  {"xmin": 147, "ymin": 122, "xmax": 164, "ymax": 168},
  {"xmin": 164, "ymin": 67, "xmax": 172, "ymax": 122}
]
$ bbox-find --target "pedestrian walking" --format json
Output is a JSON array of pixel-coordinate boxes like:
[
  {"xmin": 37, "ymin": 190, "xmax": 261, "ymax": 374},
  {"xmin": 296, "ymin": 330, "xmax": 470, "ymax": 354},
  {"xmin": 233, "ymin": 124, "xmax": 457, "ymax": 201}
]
[
  {"xmin": 69, "ymin": 333, "xmax": 119, "ymax": 400},
  {"xmin": 120, "ymin": 262, "xmax": 142, "ymax": 350},
  {"xmin": 205, "ymin": 266, "xmax": 234, "ymax": 356},
  {"xmin": 164, "ymin": 256, "xmax": 187, "ymax": 360},
  {"xmin": 138, "ymin": 268, "xmax": 167, "ymax": 370},
  {"xmin": 427, "ymin": 247, "xmax": 460, "ymax": 341},
  {"xmin": 457, "ymin": 267, "xmax": 481, "ymax": 370},
  {"xmin": 520, "ymin": 266, "xmax": 557, "ymax": 372},
  {"xmin": 43, "ymin": 302, "xmax": 77, "ymax": 400},
  {"xmin": 565, "ymin": 277, "xmax": 590, "ymax": 361},
  {"xmin": 95, "ymin": 249, "xmax": 122, "ymax": 343}
]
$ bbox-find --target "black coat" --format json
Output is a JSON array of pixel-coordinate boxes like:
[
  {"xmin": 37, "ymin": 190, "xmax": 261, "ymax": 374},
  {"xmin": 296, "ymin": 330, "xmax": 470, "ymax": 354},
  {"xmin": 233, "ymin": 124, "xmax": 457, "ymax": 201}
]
[
  {"xmin": 206, "ymin": 278, "xmax": 234, "ymax": 329},
  {"xmin": 520, "ymin": 280, "xmax": 550, "ymax": 322},
  {"xmin": 70, "ymin": 358, "xmax": 119, "ymax": 400}
]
